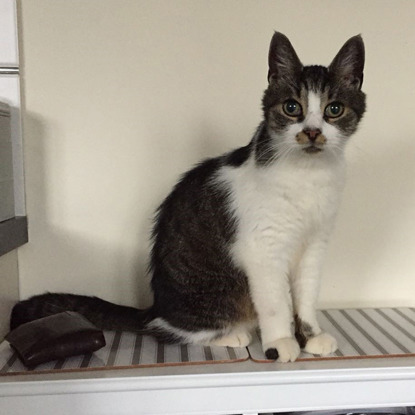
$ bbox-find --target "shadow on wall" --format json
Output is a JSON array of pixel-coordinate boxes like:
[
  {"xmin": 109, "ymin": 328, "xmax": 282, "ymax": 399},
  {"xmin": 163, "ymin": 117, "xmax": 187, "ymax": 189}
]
[
  {"xmin": 18, "ymin": 112, "xmax": 234, "ymax": 308},
  {"xmin": 19, "ymin": 112, "xmax": 153, "ymax": 307}
]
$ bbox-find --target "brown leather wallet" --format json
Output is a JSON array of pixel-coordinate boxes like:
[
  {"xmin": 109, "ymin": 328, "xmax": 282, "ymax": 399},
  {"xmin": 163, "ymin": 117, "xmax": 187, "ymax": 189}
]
[{"xmin": 6, "ymin": 311, "xmax": 106, "ymax": 367}]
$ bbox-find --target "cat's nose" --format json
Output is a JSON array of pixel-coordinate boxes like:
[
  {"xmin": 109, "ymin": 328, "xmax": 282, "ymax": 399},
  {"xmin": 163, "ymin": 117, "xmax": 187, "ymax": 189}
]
[{"xmin": 303, "ymin": 128, "xmax": 322, "ymax": 142}]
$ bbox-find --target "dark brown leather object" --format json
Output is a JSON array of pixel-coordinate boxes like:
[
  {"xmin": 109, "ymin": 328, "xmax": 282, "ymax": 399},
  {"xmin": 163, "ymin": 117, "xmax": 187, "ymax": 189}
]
[{"xmin": 5, "ymin": 311, "xmax": 106, "ymax": 367}]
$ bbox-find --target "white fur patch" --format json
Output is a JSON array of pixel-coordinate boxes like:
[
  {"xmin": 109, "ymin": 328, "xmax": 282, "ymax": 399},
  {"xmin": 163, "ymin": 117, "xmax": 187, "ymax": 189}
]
[
  {"xmin": 147, "ymin": 318, "xmax": 224, "ymax": 345},
  {"xmin": 305, "ymin": 91, "xmax": 323, "ymax": 130},
  {"xmin": 216, "ymin": 140, "xmax": 346, "ymax": 351}
]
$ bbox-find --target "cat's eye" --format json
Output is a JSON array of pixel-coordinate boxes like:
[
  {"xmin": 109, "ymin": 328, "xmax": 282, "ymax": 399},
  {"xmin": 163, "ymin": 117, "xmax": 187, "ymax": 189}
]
[
  {"xmin": 282, "ymin": 100, "xmax": 302, "ymax": 117},
  {"xmin": 325, "ymin": 102, "xmax": 344, "ymax": 118}
]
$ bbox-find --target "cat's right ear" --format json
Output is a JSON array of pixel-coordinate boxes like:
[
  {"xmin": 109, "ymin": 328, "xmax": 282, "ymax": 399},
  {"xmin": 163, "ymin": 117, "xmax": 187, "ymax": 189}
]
[{"xmin": 268, "ymin": 32, "xmax": 303, "ymax": 83}]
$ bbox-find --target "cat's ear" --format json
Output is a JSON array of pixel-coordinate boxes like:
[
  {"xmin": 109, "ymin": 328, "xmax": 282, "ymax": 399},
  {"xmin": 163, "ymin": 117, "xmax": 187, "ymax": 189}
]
[
  {"xmin": 268, "ymin": 32, "xmax": 302, "ymax": 83},
  {"xmin": 329, "ymin": 35, "xmax": 365, "ymax": 90}
]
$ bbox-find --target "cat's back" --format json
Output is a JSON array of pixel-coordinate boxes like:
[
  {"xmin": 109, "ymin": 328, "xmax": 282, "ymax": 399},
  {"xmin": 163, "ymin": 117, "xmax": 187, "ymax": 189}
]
[{"xmin": 150, "ymin": 148, "xmax": 251, "ymax": 276}]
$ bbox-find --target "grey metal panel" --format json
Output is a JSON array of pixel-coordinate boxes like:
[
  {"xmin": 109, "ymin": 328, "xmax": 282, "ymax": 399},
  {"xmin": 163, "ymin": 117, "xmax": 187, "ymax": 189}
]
[{"xmin": 0, "ymin": 216, "xmax": 28, "ymax": 257}]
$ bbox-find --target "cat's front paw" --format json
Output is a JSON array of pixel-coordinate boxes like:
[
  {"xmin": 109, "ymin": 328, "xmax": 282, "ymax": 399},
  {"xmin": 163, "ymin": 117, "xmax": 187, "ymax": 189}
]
[
  {"xmin": 304, "ymin": 332, "xmax": 337, "ymax": 356},
  {"xmin": 263, "ymin": 337, "xmax": 300, "ymax": 363}
]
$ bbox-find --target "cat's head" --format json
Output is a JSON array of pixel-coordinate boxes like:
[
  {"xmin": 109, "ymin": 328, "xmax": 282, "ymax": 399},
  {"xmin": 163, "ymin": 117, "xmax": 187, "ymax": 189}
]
[{"xmin": 261, "ymin": 32, "xmax": 366, "ymax": 161}]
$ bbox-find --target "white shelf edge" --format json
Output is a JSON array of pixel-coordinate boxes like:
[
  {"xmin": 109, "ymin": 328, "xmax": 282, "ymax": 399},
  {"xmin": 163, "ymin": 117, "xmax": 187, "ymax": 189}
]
[{"xmin": 1, "ymin": 360, "xmax": 415, "ymax": 414}]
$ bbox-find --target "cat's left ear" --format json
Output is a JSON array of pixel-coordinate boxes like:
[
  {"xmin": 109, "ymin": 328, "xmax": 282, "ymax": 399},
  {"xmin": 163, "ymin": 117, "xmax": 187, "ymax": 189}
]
[{"xmin": 329, "ymin": 35, "xmax": 365, "ymax": 90}]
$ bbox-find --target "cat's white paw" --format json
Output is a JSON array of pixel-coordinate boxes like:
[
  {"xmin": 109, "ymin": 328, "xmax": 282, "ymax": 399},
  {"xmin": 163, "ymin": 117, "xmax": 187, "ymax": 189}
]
[
  {"xmin": 210, "ymin": 330, "xmax": 252, "ymax": 347},
  {"xmin": 263, "ymin": 337, "xmax": 301, "ymax": 363},
  {"xmin": 304, "ymin": 332, "xmax": 337, "ymax": 356}
]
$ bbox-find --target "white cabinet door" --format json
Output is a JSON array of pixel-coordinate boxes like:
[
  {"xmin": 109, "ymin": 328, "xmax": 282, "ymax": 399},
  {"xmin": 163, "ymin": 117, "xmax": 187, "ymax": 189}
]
[
  {"xmin": 0, "ymin": 0, "xmax": 23, "ymax": 216},
  {"xmin": 0, "ymin": 103, "xmax": 14, "ymax": 221},
  {"xmin": 0, "ymin": 75, "xmax": 24, "ymax": 216},
  {"xmin": 0, "ymin": 0, "xmax": 18, "ymax": 66},
  {"xmin": 0, "ymin": 77, "xmax": 23, "ymax": 217}
]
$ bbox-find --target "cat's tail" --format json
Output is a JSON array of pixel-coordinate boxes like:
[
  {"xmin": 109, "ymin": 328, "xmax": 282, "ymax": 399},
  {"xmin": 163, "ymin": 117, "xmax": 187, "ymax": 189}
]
[{"xmin": 10, "ymin": 292, "xmax": 152, "ymax": 333}]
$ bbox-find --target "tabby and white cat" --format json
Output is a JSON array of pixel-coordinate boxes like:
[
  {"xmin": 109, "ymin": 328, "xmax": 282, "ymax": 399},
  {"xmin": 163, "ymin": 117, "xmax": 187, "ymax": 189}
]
[{"xmin": 11, "ymin": 32, "xmax": 366, "ymax": 362}]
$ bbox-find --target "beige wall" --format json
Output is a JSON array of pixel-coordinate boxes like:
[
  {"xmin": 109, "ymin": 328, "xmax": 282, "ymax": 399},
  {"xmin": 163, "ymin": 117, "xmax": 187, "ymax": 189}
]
[
  {"xmin": 17, "ymin": 0, "xmax": 415, "ymax": 308},
  {"xmin": 0, "ymin": 250, "xmax": 19, "ymax": 339}
]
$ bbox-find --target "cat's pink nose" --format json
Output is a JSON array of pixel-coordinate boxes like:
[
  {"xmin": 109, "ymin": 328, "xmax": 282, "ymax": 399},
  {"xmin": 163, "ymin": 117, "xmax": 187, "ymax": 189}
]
[{"xmin": 303, "ymin": 128, "xmax": 321, "ymax": 142}]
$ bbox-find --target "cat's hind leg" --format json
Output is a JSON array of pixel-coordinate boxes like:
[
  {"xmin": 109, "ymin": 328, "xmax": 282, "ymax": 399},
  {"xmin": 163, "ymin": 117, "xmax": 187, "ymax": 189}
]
[
  {"xmin": 147, "ymin": 317, "xmax": 252, "ymax": 347},
  {"xmin": 208, "ymin": 327, "xmax": 252, "ymax": 348}
]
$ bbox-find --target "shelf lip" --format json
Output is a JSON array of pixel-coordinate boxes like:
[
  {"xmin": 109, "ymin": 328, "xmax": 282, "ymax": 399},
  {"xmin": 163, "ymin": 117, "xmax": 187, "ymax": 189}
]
[
  {"xmin": 1, "ymin": 358, "xmax": 415, "ymax": 413},
  {"xmin": 0, "ymin": 216, "xmax": 28, "ymax": 256},
  {"xmin": 2, "ymin": 362, "xmax": 415, "ymax": 396}
]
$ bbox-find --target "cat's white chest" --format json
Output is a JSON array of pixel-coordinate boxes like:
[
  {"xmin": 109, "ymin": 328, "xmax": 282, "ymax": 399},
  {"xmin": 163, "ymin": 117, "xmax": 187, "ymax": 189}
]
[
  {"xmin": 218, "ymin": 156, "xmax": 346, "ymax": 265},
  {"xmin": 268, "ymin": 162, "xmax": 343, "ymax": 226}
]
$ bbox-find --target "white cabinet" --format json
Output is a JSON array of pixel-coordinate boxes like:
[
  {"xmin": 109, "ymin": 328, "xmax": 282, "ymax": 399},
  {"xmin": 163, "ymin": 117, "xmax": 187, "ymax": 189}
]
[
  {"xmin": 0, "ymin": 103, "xmax": 14, "ymax": 221},
  {"xmin": 0, "ymin": 76, "xmax": 24, "ymax": 216},
  {"xmin": 0, "ymin": 0, "xmax": 26, "ymax": 262},
  {"xmin": 0, "ymin": 0, "xmax": 24, "ymax": 217},
  {"xmin": 0, "ymin": 0, "xmax": 18, "ymax": 66}
]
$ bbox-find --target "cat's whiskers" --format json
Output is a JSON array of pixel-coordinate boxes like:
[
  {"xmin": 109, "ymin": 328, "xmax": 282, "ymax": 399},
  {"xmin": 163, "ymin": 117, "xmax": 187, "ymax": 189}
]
[
  {"xmin": 348, "ymin": 141, "xmax": 370, "ymax": 157},
  {"xmin": 266, "ymin": 144, "xmax": 296, "ymax": 166},
  {"xmin": 260, "ymin": 144, "xmax": 286, "ymax": 166},
  {"xmin": 276, "ymin": 143, "xmax": 296, "ymax": 162},
  {"xmin": 255, "ymin": 145, "xmax": 275, "ymax": 162},
  {"xmin": 255, "ymin": 143, "xmax": 287, "ymax": 166},
  {"xmin": 325, "ymin": 142, "xmax": 347, "ymax": 160}
]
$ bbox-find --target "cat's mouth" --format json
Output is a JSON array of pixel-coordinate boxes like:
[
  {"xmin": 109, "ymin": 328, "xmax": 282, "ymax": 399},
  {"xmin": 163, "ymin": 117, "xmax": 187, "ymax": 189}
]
[{"xmin": 303, "ymin": 145, "xmax": 323, "ymax": 154}]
